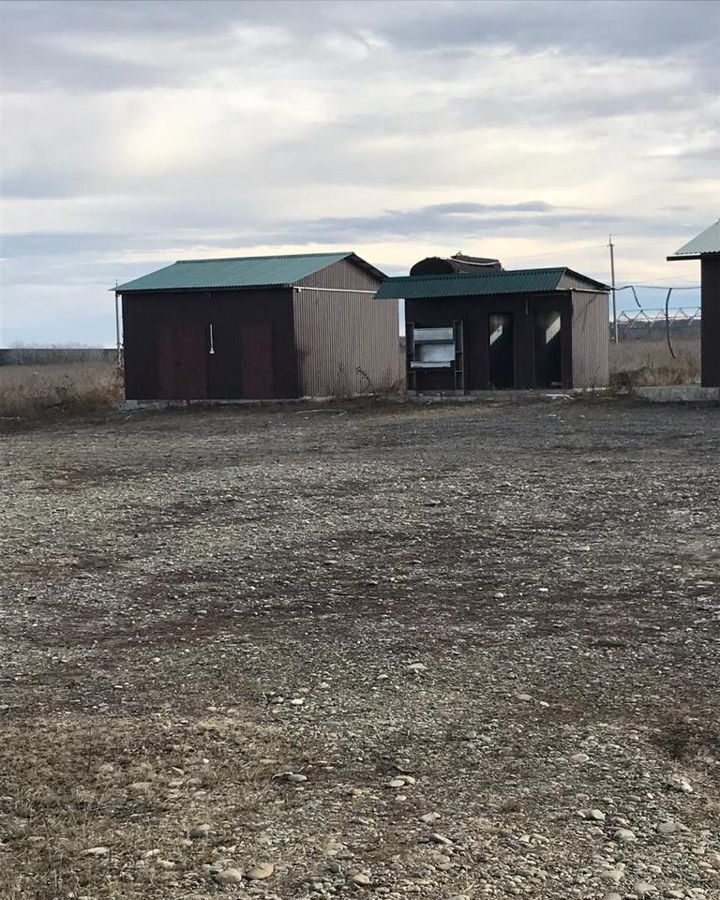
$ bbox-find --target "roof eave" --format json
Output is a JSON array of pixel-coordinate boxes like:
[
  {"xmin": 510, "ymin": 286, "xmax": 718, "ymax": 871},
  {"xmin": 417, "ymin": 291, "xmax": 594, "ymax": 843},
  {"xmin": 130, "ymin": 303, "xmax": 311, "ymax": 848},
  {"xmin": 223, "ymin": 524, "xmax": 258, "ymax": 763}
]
[
  {"xmin": 376, "ymin": 286, "xmax": 566, "ymax": 301},
  {"xmin": 666, "ymin": 252, "xmax": 720, "ymax": 261},
  {"xmin": 116, "ymin": 282, "xmax": 293, "ymax": 294}
]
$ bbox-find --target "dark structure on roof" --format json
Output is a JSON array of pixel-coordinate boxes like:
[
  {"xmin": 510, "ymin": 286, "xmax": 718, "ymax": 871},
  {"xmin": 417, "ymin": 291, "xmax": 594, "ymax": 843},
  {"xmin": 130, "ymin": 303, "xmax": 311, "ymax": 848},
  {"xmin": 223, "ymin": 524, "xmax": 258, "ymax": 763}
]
[
  {"xmin": 410, "ymin": 252, "xmax": 503, "ymax": 276},
  {"xmin": 668, "ymin": 219, "xmax": 720, "ymax": 387},
  {"xmin": 116, "ymin": 252, "xmax": 400, "ymax": 401},
  {"xmin": 377, "ymin": 260, "xmax": 609, "ymax": 391}
]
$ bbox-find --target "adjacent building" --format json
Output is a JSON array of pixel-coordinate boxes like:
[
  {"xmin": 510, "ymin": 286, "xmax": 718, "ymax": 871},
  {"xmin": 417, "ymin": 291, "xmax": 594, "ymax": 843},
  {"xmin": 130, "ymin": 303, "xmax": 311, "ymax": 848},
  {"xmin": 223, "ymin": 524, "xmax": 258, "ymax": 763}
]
[
  {"xmin": 116, "ymin": 252, "xmax": 400, "ymax": 401},
  {"xmin": 667, "ymin": 219, "xmax": 720, "ymax": 387},
  {"xmin": 376, "ymin": 257, "xmax": 609, "ymax": 391}
]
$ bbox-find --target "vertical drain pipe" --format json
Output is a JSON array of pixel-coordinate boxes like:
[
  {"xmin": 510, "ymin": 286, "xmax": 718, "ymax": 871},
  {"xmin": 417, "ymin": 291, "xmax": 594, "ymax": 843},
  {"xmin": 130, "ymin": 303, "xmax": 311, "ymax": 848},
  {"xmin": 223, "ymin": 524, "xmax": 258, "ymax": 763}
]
[{"xmin": 114, "ymin": 286, "xmax": 122, "ymax": 367}]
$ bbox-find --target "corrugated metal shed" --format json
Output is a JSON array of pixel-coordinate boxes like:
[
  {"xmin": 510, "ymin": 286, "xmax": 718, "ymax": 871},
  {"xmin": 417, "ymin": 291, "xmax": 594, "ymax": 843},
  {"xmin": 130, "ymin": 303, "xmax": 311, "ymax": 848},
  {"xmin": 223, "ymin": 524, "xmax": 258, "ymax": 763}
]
[
  {"xmin": 668, "ymin": 219, "xmax": 720, "ymax": 259},
  {"xmin": 117, "ymin": 252, "xmax": 384, "ymax": 292},
  {"xmin": 376, "ymin": 267, "xmax": 606, "ymax": 300}
]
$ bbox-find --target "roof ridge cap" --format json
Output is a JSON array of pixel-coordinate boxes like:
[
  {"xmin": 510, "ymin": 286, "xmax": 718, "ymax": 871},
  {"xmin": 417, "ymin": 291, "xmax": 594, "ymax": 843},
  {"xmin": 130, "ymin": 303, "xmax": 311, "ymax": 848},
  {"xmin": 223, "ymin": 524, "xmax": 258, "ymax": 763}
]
[
  {"xmin": 174, "ymin": 251, "xmax": 351, "ymax": 264},
  {"xmin": 388, "ymin": 266, "xmax": 564, "ymax": 280}
]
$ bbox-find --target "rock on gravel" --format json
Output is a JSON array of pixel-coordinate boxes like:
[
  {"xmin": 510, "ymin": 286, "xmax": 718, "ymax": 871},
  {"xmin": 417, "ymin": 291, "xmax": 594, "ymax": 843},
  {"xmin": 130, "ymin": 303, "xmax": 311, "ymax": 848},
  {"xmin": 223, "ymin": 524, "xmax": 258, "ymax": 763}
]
[
  {"xmin": 664, "ymin": 773, "xmax": 693, "ymax": 793},
  {"xmin": 407, "ymin": 662, "xmax": 428, "ymax": 673},
  {"xmin": 215, "ymin": 868, "xmax": 244, "ymax": 885},
  {"xmin": 420, "ymin": 812, "xmax": 440, "ymax": 823},
  {"xmin": 614, "ymin": 828, "xmax": 637, "ymax": 844},
  {"xmin": 429, "ymin": 833, "xmax": 453, "ymax": 845},
  {"xmin": 247, "ymin": 862, "xmax": 274, "ymax": 880}
]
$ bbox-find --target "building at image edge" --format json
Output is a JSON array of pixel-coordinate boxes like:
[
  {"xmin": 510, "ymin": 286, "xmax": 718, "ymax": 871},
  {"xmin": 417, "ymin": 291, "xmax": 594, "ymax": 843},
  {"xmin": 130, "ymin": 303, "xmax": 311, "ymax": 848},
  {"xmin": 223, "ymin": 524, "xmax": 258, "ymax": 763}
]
[{"xmin": 668, "ymin": 218, "xmax": 720, "ymax": 388}]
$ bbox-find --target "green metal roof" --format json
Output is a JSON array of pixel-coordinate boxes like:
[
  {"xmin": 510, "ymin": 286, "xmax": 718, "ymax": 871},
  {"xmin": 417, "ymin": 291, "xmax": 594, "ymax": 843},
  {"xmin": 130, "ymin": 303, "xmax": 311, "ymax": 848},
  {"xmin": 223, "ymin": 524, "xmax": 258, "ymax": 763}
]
[
  {"xmin": 116, "ymin": 251, "xmax": 379, "ymax": 292},
  {"xmin": 668, "ymin": 219, "xmax": 720, "ymax": 259},
  {"xmin": 376, "ymin": 267, "xmax": 593, "ymax": 300}
]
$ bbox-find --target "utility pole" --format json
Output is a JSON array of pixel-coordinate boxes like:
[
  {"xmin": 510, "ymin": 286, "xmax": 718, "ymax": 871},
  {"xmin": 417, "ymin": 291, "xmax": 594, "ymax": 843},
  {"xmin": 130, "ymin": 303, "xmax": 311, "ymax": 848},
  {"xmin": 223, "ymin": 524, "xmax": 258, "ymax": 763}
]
[{"xmin": 608, "ymin": 235, "xmax": 618, "ymax": 343}]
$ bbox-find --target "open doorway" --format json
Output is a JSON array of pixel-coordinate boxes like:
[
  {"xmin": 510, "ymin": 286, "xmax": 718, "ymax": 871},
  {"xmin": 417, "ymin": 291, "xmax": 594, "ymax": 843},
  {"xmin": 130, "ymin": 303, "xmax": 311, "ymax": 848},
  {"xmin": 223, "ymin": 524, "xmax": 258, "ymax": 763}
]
[
  {"xmin": 534, "ymin": 310, "xmax": 562, "ymax": 387},
  {"xmin": 488, "ymin": 313, "xmax": 514, "ymax": 388}
]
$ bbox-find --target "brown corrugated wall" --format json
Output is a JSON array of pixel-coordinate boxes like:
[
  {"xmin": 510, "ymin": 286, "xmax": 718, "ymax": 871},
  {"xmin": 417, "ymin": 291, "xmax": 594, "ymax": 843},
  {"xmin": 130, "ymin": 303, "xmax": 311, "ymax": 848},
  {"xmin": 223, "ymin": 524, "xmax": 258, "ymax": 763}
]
[
  {"xmin": 293, "ymin": 260, "xmax": 400, "ymax": 397},
  {"xmin": 122, "ymin": 288, "xmax": 299, "ymax": 400},
  {"xmin": 571, "ymin": 291, "xmax": 609, "ymax": 387},
  {"xmin": 405, "ymin": 292, "xmax": 574, "ymax": 390}
]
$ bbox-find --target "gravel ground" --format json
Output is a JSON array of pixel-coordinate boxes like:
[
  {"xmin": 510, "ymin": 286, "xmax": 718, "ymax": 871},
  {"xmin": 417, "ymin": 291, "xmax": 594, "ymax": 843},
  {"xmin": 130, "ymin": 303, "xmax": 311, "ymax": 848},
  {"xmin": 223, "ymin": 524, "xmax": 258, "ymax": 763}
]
[{"xmin": 1, "ymin": 397, "xmax": 719, "ymax": 900}]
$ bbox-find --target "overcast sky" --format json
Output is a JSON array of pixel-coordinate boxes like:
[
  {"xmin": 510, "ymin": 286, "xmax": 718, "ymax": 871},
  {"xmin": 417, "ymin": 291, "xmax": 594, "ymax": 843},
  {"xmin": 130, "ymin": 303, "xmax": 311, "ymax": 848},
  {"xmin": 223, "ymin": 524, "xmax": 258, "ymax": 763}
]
[{"xmin": 1, "ymin": 0, "xmax": 718, "ymax": 345}]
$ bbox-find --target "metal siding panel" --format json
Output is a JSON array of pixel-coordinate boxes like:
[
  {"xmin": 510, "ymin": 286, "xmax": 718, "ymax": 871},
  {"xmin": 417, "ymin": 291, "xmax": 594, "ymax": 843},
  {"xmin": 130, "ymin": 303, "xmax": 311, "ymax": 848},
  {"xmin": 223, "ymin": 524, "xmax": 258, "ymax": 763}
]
[
  {"xmin": 122, "ymin": 294, "xmax": 159, "ymax": 399},
  {"xmin": 571, "ymin": 291, "xmax": 609, "ymax": 387},
  {"xmin": 296, "ymin": 257, "xmax": 382, "ymax": 291},
  {"xmin": 293, "ymin": 289, "xmax": 400, "ymax": 397},
  {"xmin": 405, "ymin": 293, "xmax": 571, "ymax": 390},
  {"xmin": 558, "ymin": 271, "xmax": 609, "ymax": 291},
  {"xmin": 122, "ymin": 288, "xmax": 299, "ymax": 400}
]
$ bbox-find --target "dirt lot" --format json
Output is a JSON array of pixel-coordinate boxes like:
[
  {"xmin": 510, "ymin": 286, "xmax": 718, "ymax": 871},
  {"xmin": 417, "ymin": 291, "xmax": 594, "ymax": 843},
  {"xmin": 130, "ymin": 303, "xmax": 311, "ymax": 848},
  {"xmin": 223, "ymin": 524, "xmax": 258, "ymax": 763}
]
[{"xmin": 1, "ymin": 398, "xmax": 719, "ymax": 900}]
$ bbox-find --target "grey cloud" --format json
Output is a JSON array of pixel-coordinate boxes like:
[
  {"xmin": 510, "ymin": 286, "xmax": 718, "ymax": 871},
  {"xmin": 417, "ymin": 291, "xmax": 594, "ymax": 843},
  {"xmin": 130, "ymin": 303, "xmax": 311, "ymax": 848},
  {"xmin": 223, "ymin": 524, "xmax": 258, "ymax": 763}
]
[
  {"xmin": 1, "ymin": 202, "xmax": 705, "ymax": 269},
  {"xmin": 4, "ymin": 207, "xmax": 553, "ymax": 260},
  {"xmin": 264, "ymin": 207, "xmax": 690, "ymax": 246},
  {"xmin": 677, "ymin": 146, "xmax": 720, "ymax": 161},
  {"xmin": 1, "ymin": 232, "xmax": 133, "ymax": 257},
  {"xmin": 455, "ymin": 85, "xmax": 715, "ymax": 128},
  {"xmin": 2, "ymin": 1, "xmax": 717, "ymax": 94},
  {"xmin": 422, "ymin": 202, "xmax": 555, "ymax": 214},
  {"xmin": 370, "ymin": 0, "xmax": 719, "ymax": 60}
]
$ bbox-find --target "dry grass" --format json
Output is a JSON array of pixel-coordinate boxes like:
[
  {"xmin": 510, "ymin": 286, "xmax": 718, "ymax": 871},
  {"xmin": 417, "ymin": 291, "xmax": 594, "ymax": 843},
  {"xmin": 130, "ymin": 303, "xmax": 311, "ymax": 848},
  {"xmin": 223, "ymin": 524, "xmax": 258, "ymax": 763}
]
[
  {"xmin": 0, "ymin": 714, "xmax": 293, "ymax": 899},
  {"xmin": 609, "ymin": 338, "xmax": 701, "ymax": 387},
  {"xmin": 0, "ymin": 362, "xmax": 122, "ymax": 419}
]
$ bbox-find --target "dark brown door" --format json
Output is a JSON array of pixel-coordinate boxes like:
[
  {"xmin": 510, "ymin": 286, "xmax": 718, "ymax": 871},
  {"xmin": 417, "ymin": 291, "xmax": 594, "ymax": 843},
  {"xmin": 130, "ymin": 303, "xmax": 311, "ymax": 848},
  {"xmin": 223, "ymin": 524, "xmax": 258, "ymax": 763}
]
[
  {"xmin": 488, "ymin": 313, "xmax": 514, "ymax": 388},
  {"xmin": 239, "ymin": 322, "xmax": 274, "ymax": 398},
  {"xmin": 157, "ymin": 324, "xmax": 208, "ymax": 399}
]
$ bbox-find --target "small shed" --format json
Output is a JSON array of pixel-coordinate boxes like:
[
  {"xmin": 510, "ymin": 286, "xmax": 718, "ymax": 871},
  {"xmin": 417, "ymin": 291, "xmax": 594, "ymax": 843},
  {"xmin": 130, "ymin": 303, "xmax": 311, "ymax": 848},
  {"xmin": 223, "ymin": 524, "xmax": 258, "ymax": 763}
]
[
  {"xmin": 667, "ymin": 219, "xmax": 720, "ymax": 387},
  {"xmin": 116, "ymin": 251, "xmax": 399, "ymax": 401},
  {"xmin": 376, "ymin": 262, "xmax": 609, "ymax": 391}
]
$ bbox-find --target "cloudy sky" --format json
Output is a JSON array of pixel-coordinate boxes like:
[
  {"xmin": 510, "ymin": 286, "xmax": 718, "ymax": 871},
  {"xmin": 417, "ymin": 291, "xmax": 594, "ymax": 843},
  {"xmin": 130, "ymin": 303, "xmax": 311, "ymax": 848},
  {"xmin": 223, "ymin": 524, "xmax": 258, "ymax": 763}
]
[{"xmin": 1, "ymin": 0, "xmax": 718, "ymax": 345}]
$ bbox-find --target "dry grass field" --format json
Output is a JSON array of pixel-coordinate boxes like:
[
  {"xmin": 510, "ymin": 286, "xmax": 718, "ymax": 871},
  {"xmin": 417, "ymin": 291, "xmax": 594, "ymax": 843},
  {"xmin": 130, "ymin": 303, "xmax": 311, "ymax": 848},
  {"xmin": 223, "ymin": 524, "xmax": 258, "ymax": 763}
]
[
  {"xmin": 0, "ymin": 362, "xmax": 122, "ymax": 419},
  {"xmin": 609, "ymin": 339, "xmax": 701, "ymax": 388},
  {"xmin": 1, "ymin": 398, "xmax": 718, "ymax": 900}
]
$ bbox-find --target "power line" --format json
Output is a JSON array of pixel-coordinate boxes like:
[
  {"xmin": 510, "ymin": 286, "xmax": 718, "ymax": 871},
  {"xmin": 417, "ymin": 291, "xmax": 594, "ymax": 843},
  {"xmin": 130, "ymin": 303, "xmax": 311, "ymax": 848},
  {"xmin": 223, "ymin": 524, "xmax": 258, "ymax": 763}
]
[
  {"xmin": 616, "ymin": 284, "xmax": 699, "ymax": 290},
  {"xmin": 614, "ymin": 284, "xmax": 701, "ymax": 358},
  {"xmin": 503, "ymin": 243, "xmax": 607, "ymax": 262}
]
